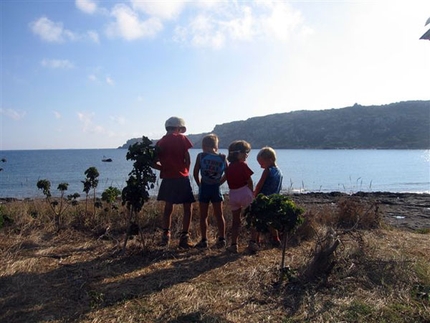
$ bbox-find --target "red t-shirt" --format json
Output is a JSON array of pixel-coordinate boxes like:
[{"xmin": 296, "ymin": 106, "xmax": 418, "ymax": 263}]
[
  {"xmin": 156, "ymin": 133, "xmax": 193, "ymax": 179},
  {"xmin": 226, "ymin": 161, "xmax": 254, "ymax": 189}
]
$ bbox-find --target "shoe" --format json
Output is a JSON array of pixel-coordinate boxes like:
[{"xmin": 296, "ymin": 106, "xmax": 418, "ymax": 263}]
[
  {"xmin": 226, "ymin": 244, "xmax": 238, "ymax": 253},
  {"xmin": 195, "ymin": 239, "xmax": 208, "ymax": 249},
  {"xmin": 159, "ymin": 230, "xmax": 171, "ymax": 247},
  {"xmin": 215, "ymin": 238, "xmax": 226, "ymax": 249},
  {"xmin": 247, "ymin": 240, "xmax": 259, "ymax": 253},
  {"xmin": 179, "ymin": 233, "xmax": 193, "ymax": 249}
]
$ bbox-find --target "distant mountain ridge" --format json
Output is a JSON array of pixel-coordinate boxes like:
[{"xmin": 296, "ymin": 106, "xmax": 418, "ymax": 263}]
[{"xmin": 119, "ymin": 101, "xmax": 430, "ymax": 149}]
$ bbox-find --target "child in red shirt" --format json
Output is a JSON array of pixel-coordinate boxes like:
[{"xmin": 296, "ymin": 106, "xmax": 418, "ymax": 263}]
[
  {"xmin": 152, "ymin": 117, "xmax": 195, "ymax": 248},
  {"xmin": 225, "ymin": 140, "xmax": 253, "ymax": 253}
]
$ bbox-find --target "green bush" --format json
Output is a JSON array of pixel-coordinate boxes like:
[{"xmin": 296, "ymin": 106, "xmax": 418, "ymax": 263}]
[{"xmin": 244, "ymin": 194, "xmax": 304, "ymax": 234}]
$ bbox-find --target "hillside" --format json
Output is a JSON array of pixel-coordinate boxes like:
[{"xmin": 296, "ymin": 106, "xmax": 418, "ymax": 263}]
[{"xmin": 119, "ymin": 101, "xmax": 430, "ymax": 149}]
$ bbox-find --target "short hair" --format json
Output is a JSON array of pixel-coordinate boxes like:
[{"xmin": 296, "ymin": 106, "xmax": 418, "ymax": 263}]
[
  {"xmin": 228, "ymin": 140, "xmax": 251, "ymax": 163},
  {"xmin": 202, "ymin": 134, "xmax": 219, "ymax": 149},
  {"xmin": 257, "ymin": 147, "xmax": 277, "ymax": 162}
]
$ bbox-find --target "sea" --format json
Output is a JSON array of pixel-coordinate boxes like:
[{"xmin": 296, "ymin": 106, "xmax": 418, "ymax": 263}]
[{"xmin": 0, "ymin": 149, "xmax": 429, "ymax": 199}]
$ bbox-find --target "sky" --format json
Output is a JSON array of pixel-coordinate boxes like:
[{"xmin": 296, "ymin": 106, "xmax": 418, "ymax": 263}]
[{"xmin": 1, "ymin": 0, "xmax": 429, "ymax": 150}]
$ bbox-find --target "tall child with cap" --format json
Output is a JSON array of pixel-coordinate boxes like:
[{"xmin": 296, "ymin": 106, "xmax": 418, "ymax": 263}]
[
  {"xmin": 225, "ymin": 140, "xmax": 254, "ymax": 253},
  {"xmin": 152, "ymin": 116, "xmax": 195, "ymax": 248}
]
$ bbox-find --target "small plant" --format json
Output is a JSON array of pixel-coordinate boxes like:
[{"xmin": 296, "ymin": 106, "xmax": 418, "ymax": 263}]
[
  {"xmin": 245, "ymin": 193, "xmax": 304, "ymax": 277},
  {"xmin": 36, "ymin": 179, "xmax": 80, "ymax": 228},
  {"xmin": 121, "ymin": 136, "xmax": 157, "ymax": 251},
  {"xmin": 245, "ymin": 194, "xmax": 304, "ymax": 235},
  {"xmin": 101, "ymin": 186, "xmax": 121, "ymax": 215},
  {"xmin": 82, "ymin": 167, "xmax": 99, "ymax": 217}
]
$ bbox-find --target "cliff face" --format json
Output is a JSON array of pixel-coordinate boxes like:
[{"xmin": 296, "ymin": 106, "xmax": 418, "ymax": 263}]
[{"xmin": 119, "ymin": 101, "xmax": 430, "ymax": 149}]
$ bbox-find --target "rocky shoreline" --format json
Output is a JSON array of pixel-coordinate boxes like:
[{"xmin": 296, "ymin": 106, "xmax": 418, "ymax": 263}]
[{"xmin": 290, "ymin": 192, "xmax": 430, "ymax": 231}]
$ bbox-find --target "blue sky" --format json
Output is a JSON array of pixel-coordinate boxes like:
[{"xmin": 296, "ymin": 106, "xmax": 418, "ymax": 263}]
[{"xmin": 1, "ymin": 0, "xmax": 429, "ymax": 150}]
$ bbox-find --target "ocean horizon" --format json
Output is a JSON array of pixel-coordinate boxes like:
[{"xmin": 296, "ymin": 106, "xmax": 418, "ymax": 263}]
[{"xmin": 0, "ymin": 149, "xmax": 429, "ymax": 199}]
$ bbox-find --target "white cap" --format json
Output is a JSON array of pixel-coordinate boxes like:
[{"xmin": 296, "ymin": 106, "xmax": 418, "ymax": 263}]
[{"xmin": 165, "ymin": 116, "xmax": 186, "ymax": 133}]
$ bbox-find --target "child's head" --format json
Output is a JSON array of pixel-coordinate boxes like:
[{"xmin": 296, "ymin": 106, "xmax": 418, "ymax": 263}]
[
  {"xmin": 202, "ymin": 134, "xmax": 219, "ymax": 152},
  {"xmin": 228, "ymin": 140, "xmax": 251, "ymax": 163},
  {"xmin": 257, "ymin": 147, "xmax": 277, "ymax": 168},
  {"xmin": 165, "ymin": 116, "xmax": 186, "ymax": 133}
]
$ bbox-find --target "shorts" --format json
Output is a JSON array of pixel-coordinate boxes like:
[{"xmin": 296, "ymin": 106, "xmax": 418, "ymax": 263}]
[
  {"xmin": 199, "ymin": 183, "xmax": 223, "ymax": 204},
  {"xmin": 229, "ymin": 185, "xmax": 253, "ymax": 211},
  {"xmin": 157, "ymin": 177, "xmax": 196, "ymax": 204}
]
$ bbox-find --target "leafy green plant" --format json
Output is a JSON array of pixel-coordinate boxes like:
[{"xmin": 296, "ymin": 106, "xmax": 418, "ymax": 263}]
[
  {"xmin": 245, "ymin": 194, "xmax": 304, "ymax": 276},
  {"xmin": 82, "ymin": 167, "xmax": 99, "ymax": 217},
  {"xmin": 121, "ymin": 136, "xmax": 157, "ymax": 251},
  {"xmin": 101, "ymin": 186, "xmax": 121, "ymax": 215},
  {"xmin": 36, "ymin": 179, "xmax": 80, "ymax": 228}
]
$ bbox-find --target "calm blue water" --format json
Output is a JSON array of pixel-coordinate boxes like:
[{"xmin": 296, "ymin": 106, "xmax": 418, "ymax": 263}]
[{"xmin": 0, "ymin": 149, "xmax": 429, "ymax": 198}]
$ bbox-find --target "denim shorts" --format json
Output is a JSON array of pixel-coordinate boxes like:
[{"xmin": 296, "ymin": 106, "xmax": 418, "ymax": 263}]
[
  {"xmin": 228, "ymin": 185, "xmax": 253, "ymax": 211},
  {"xmin": 199, "ymin": 183, "xmax": 223, "ymax": 204},
  {"xmin": 157, "ymin": 177, "xmax": 195, "ymax": 204}
]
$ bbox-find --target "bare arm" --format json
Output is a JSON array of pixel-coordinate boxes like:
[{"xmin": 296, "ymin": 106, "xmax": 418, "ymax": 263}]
[
  {"xmin": 150, "ymin": 145, "xmax": 162, "ymax": 171},
  {"xmin": 184, "ymin": 151, "xmax": 191, "ymax": 170},
  {"xmin": 220, "ymin": 159, "xmax": 228, "ymax": 185},
  {"xmin": 254, "ymin": 168, "xmax": 269, "ymax": 197},
  {"xmin": 151, "ymin": 161, "xmax": 162, "ymax": 171},
  {"xmin": 193, "ymin": 154, "xmax": 201, "ymax": 186},
  {"xmin": 247, "ymin": 177, "xmax": 253, "ymax": 192}
]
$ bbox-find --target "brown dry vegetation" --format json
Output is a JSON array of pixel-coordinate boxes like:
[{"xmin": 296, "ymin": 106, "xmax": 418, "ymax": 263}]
[{"xmin": 0, "ymin": 193, "xmax": 429, "ymax": 323}]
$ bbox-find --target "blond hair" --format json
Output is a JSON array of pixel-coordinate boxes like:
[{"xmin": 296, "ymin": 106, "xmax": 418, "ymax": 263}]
[
  {"xmin": 257, "ymin": 146, "xmax": 277, "ymax": 162},
  {"xmin": 228, "ymin": 140, "xmax": 251, "ymax": 163},
  {"xmin": 202, "ymin": 134, "xmax": 219, "ymax": 149}
]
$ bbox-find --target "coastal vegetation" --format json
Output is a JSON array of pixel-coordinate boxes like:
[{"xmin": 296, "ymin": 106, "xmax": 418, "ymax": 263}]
[
  {"xmin": 120, "ymin": 100, "xmax": 430, "ymax": 149},
  {"xmin": 1, "ymin": 192, "xmax": 429, "ymax": 322}
]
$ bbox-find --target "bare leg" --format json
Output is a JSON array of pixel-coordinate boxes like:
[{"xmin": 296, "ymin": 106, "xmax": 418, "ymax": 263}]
[
  {"xmin": 230, "ymin": 208, "xmax": 242, "ymax": 245},
  {"xmin": 199, "ymin": 202, "xmax": 209, "ymax": 240},
  {"xmin": 162, "ymin": 202, "xmax": 173, "ymax": 230},
  {"xmin": 182, "ymin": 202, "xmax": 192, "ymax": 233},
  {"xmin": 212, "ymin": 201, "xmax": 225, "ymax": 239}
]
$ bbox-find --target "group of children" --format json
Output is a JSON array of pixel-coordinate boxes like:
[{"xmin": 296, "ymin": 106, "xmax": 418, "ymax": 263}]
[{"xmin": 152, "ymin": 116, "xmax": 283, "ymax": 253}]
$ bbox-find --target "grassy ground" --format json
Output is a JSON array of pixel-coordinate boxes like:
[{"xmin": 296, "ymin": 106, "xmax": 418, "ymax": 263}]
[{"xmin": 0, "ymin": 195, "xmax": 429, "ymax": 323}]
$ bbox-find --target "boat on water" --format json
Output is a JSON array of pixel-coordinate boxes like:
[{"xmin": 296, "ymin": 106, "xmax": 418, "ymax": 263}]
[{"xmin": 102, "ymin": 157, "xmax": 113, "ymax": 162}]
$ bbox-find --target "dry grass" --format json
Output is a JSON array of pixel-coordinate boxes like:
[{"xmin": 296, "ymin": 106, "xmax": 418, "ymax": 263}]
[{"xmin": 0, "ymin": 195, "xmax": 429, "ymax": 323}]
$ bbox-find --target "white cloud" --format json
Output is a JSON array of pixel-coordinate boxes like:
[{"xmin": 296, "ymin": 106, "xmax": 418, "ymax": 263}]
[
  {"xmin": 0, "ymin": 108, "xmax": 27, "ymax": 120},
  {"xmin": 173, "ymin": 1, "xmax": 310, "ymax": 48},
  {"xmin": 30, "ymin": 16, "xmax": 99, "ymax": 43},
  {"xmin": 110, "ymin": 115, "xmax": 126, "ymax": 125},
  {"xmin": 75, "ymin": 0, "xmax": 97, "ymax": 14},
  {"xmin": 53, "ymin": 111, "xmax": 62, "ymax": 119},
  {"xmin": 131, "ymin": 0, "xmax": 186, "ymax": 20},
  {"xmin": 106, "ymin": 76, "xmax": 114, "ymax": 85},
  {"xmin": 183, "ymin": 15, "xmax": 226, "ymax": 49},
  {"xmin": 223, "ymin": 6, "xmax": 254, "ymax": 41},
  {"xmin": 87, "ymin": 30, "xmax": 100, "ymax": 43},
  {"xmin": 78, "ymin": 112, "xmax": 105, "ymax": 134},
  {"xmin": 30, "ymin": 17, "xmax": 72, "ymax": 43},
  {"xmin": 257, "ymin": 2, "xmax": 305, "ymax": 42},
  {"xmin": 41, "ymin": 59, "xmax": 74, "ymax": 69},
  {"xmin": 88, "ymin": 74, "xmax": 97, "ymax": 82},
  {"xmin": 106, "ymin": 4, "xmax": 163, "ymax": 41}
]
